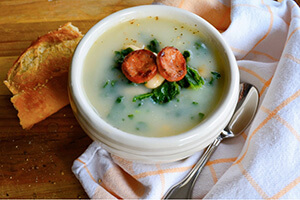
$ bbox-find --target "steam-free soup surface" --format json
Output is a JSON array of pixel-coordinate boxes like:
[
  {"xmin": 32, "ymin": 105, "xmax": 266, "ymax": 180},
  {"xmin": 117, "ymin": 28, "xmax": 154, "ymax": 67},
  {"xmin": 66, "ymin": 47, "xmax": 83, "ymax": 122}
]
[{"xmin": 83, "ymin": 17, "xmax": 224, "ymax": 137}]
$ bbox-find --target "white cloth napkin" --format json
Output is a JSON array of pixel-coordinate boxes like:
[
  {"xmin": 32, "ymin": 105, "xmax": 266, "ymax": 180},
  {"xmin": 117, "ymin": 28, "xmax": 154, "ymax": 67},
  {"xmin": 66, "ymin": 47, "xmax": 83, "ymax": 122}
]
[{"xmin": 72, "ymin": 0, "xmax": 300, "ymax": 198}]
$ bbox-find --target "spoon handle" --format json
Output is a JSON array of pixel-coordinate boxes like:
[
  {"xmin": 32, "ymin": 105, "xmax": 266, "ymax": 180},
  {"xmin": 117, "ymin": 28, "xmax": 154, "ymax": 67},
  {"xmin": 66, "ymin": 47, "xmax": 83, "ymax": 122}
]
[{"xmin": 163, "ymin": 135, "xmax": 223, "ymax": 199}]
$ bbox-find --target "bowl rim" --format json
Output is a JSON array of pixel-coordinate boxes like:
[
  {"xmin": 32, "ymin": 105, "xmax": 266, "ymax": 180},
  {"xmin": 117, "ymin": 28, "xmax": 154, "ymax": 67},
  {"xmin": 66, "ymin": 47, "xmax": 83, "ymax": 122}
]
[{"xmin": 69, "ymin": 4, "xmax": 240, "ymax": 151}]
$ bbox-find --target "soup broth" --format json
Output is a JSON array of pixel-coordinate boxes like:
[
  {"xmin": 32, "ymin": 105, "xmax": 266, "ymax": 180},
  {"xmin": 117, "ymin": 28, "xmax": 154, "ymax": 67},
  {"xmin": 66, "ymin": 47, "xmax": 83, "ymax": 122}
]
[{"xmin": 83, "ymin": 17, "xmax": 225, "ymax": 137}]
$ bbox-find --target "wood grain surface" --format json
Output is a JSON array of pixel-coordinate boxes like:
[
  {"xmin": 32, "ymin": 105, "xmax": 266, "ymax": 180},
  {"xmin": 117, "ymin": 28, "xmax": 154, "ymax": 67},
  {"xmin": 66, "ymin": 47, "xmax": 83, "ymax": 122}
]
[
  {"xmin": 1, "ymin": 0, "xmax": 299, "ymax": 199},
  {"xmin": 0, "ymin": 0, "xmax": 153, "ymax": 198}
]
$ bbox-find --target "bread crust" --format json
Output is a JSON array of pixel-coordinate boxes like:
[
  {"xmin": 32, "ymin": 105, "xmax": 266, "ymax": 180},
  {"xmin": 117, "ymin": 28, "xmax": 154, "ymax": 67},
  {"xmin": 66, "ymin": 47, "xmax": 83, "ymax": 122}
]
[{"xmin": 4, "ymin": 22, "xmax": 83, "ymax": 129}]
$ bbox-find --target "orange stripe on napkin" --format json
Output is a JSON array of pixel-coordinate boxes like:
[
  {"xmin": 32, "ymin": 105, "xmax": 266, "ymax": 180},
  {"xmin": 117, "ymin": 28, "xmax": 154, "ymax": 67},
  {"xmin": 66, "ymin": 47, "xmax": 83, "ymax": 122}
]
[
  {"xmin": 252, "ymin": 50, "xmax": 279, "ymax": 61},
  {"xmin": 238, "ymin": 162, "xmax": 269, "ymax": 198},
  {"xmin": 261, "ymin": 106, "xmax": 300, "ymax": 141},
  {"xmin": 235, "ymin": 89, "xmax": 300, "ymax": 165},
  {"xmin": 286, "ymin": 27, "xmax": 300, "ymax": 45},
  {"xmin": 232, "ymin": 46, "xmax": 278, "ymax": 61},
  {"xmin": 208, "ymin": 165, "xmax": 218, "ymax": 184},
  {"xmin": 239, "ymin": 66, "xmax": 273, "ymax": 96},
  {"xmin": 133, "ymin": 165, "xmax": 194, "ymax": 179},
  {"xmin": 284, "ymin": 53, "xmax": 300, "ymax": 64},
  {"xmin": 76, "ymin": 158, "xmax": 98, "ymax": 183},
  {"xmin": 241, "ymin": 3, "xmax": 274, "ymax": 59},
  {"xmin": 156, "ymin": 164, "xmax": 166, "ymax": 197},
  {"xmin": 92, "ymin": 185, "xmax": 118, "ymax": 199},
  {"xmin": 260, "ymin": 76, "xmax": 273, "ymax": 97},
  {"xmin": 242, "ymin": 132, "xmax": 248, "ymax": 140},
  {"xmin": 270, "ymin": 175, "xmax": 300, "ymax": 199},
  {"xmin": 239, "ymin": 66, "xmax": 266, "ymax": 83},
  {"xmin": 206, "ymin": 157, "xmax": 237, "ymax": 166}
]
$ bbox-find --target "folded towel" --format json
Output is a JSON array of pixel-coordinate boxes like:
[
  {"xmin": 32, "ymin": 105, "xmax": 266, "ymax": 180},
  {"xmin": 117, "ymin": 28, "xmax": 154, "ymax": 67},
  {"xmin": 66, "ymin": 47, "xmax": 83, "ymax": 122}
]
[{"xmin": 72, "ymin": 0, "xmax": 300, "ymax": 198}]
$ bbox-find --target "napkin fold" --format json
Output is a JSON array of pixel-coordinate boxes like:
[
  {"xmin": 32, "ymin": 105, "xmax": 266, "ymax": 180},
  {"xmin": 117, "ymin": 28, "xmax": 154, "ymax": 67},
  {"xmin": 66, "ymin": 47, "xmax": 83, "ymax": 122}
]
[{"xmin": 72, "ymin": 0, "xmax": 300, "ymax": 198}]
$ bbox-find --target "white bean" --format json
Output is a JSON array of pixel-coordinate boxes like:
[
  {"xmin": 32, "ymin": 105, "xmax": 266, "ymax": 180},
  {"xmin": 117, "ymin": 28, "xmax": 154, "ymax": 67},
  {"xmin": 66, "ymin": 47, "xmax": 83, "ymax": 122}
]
[
  {"xmin": 145, "ymin": 73, "xmax": 165, "ymax": 89},
  {"xmin": 123, "ymin": 44, "xmax": 144, "ymax": 51}
]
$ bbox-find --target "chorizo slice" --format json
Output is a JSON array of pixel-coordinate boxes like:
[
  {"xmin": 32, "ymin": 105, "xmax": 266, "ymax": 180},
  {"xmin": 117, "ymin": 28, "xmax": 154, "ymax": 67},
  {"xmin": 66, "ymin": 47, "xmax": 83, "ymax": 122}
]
[
  {"xmin": 122, "ymin": 49, "xmax": 157, "ymax": 84},
  {"xmin": 157, "ymin": 46, "xmax": 187, "ymax": 82}
]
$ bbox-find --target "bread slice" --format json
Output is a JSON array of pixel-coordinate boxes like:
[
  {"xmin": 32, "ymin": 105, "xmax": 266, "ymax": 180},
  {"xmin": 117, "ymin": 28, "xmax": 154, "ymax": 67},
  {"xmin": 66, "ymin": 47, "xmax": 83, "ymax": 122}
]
[{"xmin": 4, "ymin": 22, "xmax": 83, "ymax": 129}]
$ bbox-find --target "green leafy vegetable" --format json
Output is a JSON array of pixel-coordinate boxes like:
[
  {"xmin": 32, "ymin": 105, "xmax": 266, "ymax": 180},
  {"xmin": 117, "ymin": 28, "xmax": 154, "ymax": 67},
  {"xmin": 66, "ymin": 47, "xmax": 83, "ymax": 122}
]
[
  {"xmin": 209, "ymin": 71, "xmax": 221, "ymax": 85},
  {"xmin": 194, "ymin": 41, "xmax": 207, "ymax": 50},
  {"xmin": 128, "ymin": 114, "xmax": 134, "ymax": 119},
  {"xmin": 110, "ymin": 80, "xmax": 117, "ymax": 86},
  {"xmin": 133, "ymin": 93, "xmax": 153, "ymax": 102},
  {"xmin": 103, "ymin": 80, "xmax": 118, "ymax": 88},
  {"xmin": 146, "ymin": 39, "xmax": 160, "ymax": 53},
  {"xmin": 198, "ymin": 113, "xmax": 205, "ymax": 120},
  {"xmin": 132, "ymin": 81, "xmax": 180, "ymax": 104},
  {"xmin": 113, "ymin": 47, "xmax": 134, "ymax": 70},
  {"xmin": 182, "ymin": 50, "xmax": 191, "ymax": 61},
  {"xmin": 152, "ymin": 81, "xmax": 181, "ymax": 104},
  {"xmin": 116, "ymin": 96, "xmax": 124, "ymax": 103},
  {"xmin": 178, "ymin": 66, "xmax": 204, "ymax": 89},
  {"xmin": 103, "ymin": 81, "xmax": 109, "ymax": 88}
]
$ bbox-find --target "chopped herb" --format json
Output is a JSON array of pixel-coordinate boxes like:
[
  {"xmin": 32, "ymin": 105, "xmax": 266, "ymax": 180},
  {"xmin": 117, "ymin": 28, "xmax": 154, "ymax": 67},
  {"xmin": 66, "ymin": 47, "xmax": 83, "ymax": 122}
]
[
  {"xmin": 133, "ymin": 93, "xmax": 153, "ymax": 102},
  {"xmin": 178, "ymin": 66, "xmax": 204, "ymax": 89},
  {"xmin": 116, "ymin": 96, "xmax": 124, "ymax": 103},
  {"xmin": 113, "ymin": 47, "xmax": 134, "ymax": 70},
  {"xmin": 182, "ymin": 50, "xmax": 191, "ymax": 61},
  {"xmin": 192, "ymin": 101, "xmax": 198, "ymax": 105},
  {"xmin": 199, "ymin": 113, "xmax": 205, "ymax": 120},
  {"xmin": 103, "ymin": 80, "xmax": 118, "ymax": 88},
  {"xmin": 194, "ymin": 41, "xmax": 207, "ymax": 50},
  {"xmin": 111, "ymin": 80, "xmax": 117, "ymax": 86},
  {"xmin": 146, "ymin": 39, "xmax": 160, "ymax": 53},
  {"xmin": 128, "ymin": 114, "xmax": 134, "ymax": 119},
  {"xmin": 103, "ymin": 81, "xmax": 109, "ymax": 88},
  {"xmin": 209, "ymin": 71, "xmax": 221, "ymax": 85}
]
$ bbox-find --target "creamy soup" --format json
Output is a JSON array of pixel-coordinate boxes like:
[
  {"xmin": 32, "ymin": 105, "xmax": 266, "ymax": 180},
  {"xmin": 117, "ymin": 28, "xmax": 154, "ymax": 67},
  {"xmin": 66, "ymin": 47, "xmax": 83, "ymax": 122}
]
[{"xmin": 82, "ymin": 17, "xmax": 225, "ymax": 137}]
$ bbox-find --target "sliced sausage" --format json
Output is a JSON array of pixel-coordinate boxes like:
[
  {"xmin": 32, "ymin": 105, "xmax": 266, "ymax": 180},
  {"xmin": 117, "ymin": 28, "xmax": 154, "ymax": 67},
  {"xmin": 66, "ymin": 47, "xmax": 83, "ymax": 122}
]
[
  {"xmin": 156, "ymin": 46, "xmax": 187, "ymax": 82},
  {"xmin": 122, "ymin": 49, "xmax": 157, "ymax": 84}
]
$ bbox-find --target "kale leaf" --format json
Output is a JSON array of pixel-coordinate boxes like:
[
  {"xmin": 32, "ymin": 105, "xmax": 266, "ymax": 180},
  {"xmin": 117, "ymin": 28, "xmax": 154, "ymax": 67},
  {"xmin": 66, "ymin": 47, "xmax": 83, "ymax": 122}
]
[
  {"xmin": 209, "ymin": 71, "xmax": 221, "ymax": 85},
  {"xmin": 146, "ymin": 39, "xmax": 160, "ymax": 53},
  {"xmin": 178, "ymin": 66, "xmax": 204, "ymax": 89},
  {"xmin": 182, "ymin": 50, "xmax": 191, "ymax": 61},
  {"xmin": 133, "ymin": 93, "xmax": 153, "ymax": 102},
  {"xmin": 132, "ymin": 81, "xmax": 180, "ymax": 104},
  {"xmin": 113, "ymin": 47, "xmax": 133, "ymax": 70},
  {"xmin": 152, "ymin": 81, "xmax": 180, "ymax": 104}
]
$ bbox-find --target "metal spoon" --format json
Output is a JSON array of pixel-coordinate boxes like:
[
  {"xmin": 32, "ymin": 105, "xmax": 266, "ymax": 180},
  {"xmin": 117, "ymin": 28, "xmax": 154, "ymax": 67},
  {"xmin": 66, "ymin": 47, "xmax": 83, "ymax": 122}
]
[{"xmin": 163, "ymin": 83, "xmax": 259, "ymax": 199}]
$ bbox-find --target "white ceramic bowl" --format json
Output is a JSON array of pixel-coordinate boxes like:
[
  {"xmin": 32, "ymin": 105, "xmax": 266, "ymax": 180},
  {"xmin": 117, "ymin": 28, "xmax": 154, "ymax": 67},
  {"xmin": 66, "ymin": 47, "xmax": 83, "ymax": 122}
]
[{"xmin": 69, "ymin": 5, "xmax": 239, "ymax": 163}]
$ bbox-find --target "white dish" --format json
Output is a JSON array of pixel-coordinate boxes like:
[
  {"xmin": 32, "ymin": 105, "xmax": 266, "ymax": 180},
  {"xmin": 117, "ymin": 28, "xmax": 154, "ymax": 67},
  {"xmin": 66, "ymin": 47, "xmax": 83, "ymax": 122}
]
[{"xmin": 69, "ymin": 5, "xmax": 239, "ymax": 163}]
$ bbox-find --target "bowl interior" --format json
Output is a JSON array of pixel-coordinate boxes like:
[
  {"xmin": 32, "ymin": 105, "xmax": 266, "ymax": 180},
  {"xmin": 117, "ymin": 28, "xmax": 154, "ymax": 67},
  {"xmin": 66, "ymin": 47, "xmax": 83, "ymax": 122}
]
[{"xmin": 69, "ymin": 5, "xmax": 239, "ymax": 151}]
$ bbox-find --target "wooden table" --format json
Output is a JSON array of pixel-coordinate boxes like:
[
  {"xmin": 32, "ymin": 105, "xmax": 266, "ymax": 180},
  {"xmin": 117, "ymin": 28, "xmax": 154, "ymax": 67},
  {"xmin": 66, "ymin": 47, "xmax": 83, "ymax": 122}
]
[
  {"xmin": 0, "ymin": 0, "xmax": 153, "ymax": 198},
  {"xmin": 1, "ymin": 0, "xmax": 299, "ymax": 199}
]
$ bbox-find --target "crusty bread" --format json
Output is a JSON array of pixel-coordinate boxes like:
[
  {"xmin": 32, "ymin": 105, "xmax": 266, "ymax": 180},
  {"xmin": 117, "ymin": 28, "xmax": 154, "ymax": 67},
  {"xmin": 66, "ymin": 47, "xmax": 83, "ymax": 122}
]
[{"xmin": 4, "ymin": 22, "xmax": 83, "ymax": 129}]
